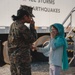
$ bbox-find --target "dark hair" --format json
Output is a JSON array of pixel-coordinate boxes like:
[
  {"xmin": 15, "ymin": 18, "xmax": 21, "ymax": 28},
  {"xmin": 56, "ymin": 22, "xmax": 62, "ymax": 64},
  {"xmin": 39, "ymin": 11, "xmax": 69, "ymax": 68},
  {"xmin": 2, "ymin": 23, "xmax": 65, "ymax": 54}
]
[{"xmin": 12, "ymin": 9, "xmax": 30, "ymax": 21}]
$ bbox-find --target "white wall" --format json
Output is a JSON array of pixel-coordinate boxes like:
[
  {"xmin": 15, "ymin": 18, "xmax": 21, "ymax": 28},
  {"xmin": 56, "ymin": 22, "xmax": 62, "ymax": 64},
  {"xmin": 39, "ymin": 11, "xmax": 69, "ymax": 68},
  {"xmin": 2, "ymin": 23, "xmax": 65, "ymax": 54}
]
[{"xmin": 0, "ymin": 0, "xmax": 75, "ymax": 27}]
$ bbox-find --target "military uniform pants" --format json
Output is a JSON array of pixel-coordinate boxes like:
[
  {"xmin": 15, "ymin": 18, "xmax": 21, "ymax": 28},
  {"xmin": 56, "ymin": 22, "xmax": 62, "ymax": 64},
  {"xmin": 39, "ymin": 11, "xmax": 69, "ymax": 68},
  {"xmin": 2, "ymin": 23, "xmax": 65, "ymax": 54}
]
[{"xmin": 9, "ymin": 49, "xmax": 31, "ymax": 75}]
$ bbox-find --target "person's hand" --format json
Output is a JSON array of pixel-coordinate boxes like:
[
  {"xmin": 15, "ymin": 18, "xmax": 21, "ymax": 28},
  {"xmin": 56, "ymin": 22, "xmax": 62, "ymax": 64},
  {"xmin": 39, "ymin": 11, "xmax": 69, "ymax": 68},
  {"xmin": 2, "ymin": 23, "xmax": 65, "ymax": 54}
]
[
  {"xmin": 50, "ymin": 32, "xmax": 56, "ymax": 39},
  {"xmin": 30, "ymin": 18, "xmax": 35, "ymax": 24},
  {"xmin": 36, "ymin": 47, "xmax": 39, "ymax": 50},
  {"xmin": 31, "ymin": 44, "xmax": 36, "ymax": 51}
]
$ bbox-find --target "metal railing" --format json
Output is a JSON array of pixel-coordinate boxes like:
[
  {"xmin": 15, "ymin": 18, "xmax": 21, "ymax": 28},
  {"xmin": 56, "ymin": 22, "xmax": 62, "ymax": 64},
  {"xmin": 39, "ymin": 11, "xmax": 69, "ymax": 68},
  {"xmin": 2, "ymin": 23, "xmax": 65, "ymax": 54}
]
[
  {"xmin": 62, "ymin": 7, "xmax": 75, "ymax": 38},
  {"xmin": 62, "ymin": 7, "xmax": 75, "ymax": 25},
  {"xmin": 62, "ymin": 7, "xmax": 75, "ymax": 65}
]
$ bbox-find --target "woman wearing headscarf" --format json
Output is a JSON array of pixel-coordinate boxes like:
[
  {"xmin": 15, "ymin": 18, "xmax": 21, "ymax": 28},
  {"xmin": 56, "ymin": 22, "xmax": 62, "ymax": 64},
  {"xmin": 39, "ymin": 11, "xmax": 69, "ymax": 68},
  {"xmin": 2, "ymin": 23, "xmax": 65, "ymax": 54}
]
[{"xmin": 36, "ymin": 23, "xmax": 69, "ymax": 75}]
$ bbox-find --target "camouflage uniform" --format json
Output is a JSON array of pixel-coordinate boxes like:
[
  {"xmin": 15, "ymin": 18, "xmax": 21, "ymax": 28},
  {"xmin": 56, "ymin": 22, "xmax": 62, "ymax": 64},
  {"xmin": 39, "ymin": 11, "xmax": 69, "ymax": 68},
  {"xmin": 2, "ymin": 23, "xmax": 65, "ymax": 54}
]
[{"xmin": 8, "ymin": 20, "xmax": 35, "ymax": 75}]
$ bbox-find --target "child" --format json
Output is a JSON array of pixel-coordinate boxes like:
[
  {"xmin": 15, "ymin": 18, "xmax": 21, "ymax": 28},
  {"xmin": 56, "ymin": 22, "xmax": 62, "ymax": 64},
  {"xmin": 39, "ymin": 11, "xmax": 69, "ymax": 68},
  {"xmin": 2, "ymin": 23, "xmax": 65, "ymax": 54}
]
[{"xmin": 36, "ymin": 23, "xmax": 69, "ymax": 75}]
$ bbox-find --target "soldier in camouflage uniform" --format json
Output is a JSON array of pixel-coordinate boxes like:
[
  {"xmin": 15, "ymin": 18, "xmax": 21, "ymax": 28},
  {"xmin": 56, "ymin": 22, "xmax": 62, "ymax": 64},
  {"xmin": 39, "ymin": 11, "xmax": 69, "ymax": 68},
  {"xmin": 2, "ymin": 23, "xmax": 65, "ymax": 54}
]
[
  {"xmin": 8, "ymin": 6, "xmax": 35, "ymax": 75},
  {"xmin": 20, "ymin": 5, "xmax": 38, "ymax": 40}
]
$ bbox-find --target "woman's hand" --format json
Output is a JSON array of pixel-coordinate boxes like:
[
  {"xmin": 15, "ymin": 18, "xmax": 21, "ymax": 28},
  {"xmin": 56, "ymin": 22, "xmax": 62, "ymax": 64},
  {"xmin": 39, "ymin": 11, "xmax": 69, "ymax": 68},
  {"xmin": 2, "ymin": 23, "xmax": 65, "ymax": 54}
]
[
  {"xmin": 50, "ymin": 32, "xmax": 56, "ymax": 39},
  {"xmin": 30, "ymin": 18, "xmax": 35, "ymax": 24},
  {"xmin": 31, "ymin": 44, "xmax": 36, "ymax": 51}
]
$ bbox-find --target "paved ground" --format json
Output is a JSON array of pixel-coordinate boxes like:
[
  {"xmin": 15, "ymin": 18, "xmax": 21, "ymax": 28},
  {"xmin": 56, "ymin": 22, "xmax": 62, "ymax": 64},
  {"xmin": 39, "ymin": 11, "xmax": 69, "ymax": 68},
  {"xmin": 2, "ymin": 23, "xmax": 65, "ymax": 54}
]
[{"xmin": 0, "ymin": 62, "xmax": 75, "ymax": 75}]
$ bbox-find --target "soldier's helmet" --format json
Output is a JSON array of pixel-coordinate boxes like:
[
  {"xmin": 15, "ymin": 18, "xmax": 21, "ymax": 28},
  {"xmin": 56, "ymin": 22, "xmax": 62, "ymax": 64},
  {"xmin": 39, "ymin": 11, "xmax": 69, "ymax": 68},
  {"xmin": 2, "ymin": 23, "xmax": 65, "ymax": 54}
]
[{"xmin": 20, "ymin": 5, "xmax": 35, "ymax": 17}]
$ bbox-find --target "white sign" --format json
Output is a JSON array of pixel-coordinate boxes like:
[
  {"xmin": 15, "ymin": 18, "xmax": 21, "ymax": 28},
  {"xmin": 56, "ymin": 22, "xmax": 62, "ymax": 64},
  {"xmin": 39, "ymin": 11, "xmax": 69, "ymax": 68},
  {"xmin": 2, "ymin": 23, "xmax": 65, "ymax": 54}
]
[{"xmin": 0, "ymin": 0, "xmax": 75, "ymax": 27}]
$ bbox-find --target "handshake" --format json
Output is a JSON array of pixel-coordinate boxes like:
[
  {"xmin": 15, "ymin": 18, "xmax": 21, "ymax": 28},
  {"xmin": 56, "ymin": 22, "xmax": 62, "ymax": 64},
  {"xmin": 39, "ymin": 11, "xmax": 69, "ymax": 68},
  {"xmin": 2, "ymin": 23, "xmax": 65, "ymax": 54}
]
[{"xmin": 30, "ymin": 44, "xmax": 38, "ymax": 51}]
